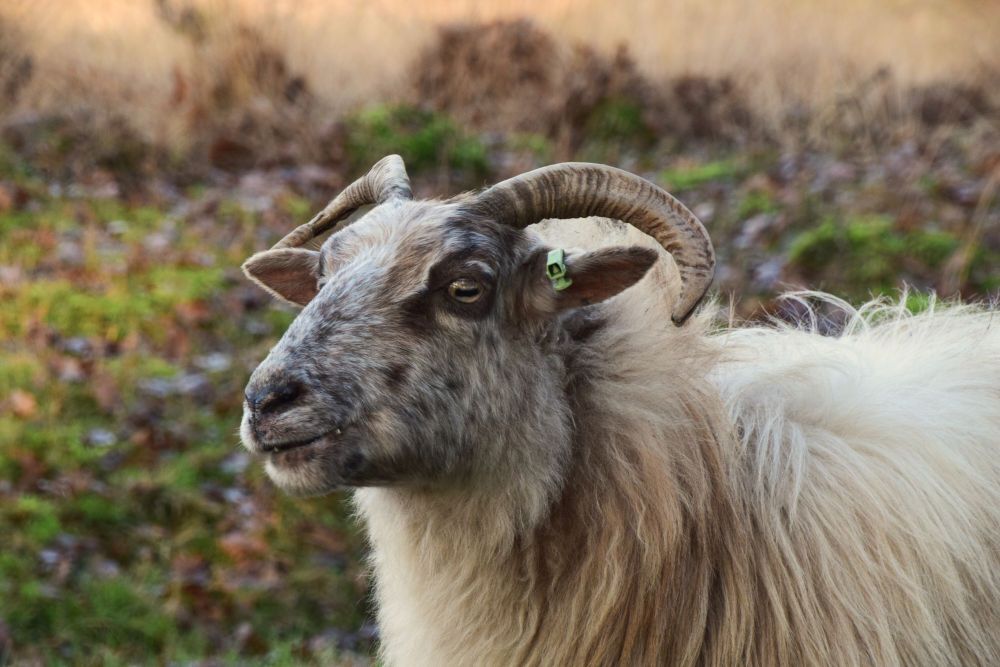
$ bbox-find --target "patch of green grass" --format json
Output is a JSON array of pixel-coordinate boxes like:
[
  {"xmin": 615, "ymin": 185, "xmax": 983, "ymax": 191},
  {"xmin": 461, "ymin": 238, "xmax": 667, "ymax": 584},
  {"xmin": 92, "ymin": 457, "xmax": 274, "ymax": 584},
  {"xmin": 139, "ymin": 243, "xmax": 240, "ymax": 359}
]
[
  {"xmin": 147, "ymin": 265, "xmax": 225, "ymax": 303},
  {"xmin": 0, "ymin": 416, "xmax": 110, "ymax": 476},
  {"xmin": 8, "ymin": 495, "xmax": 62, "ymax": 543},
  {"xmin": 0, "ymin": 140, "xmax": 34, "ymax": 179},
  {"xmin": 0, "ymin": 233, "xmax": 47, "ymax": 270},
  {"xmin": 788, "ymin": 215, "xmax": 960, "ymax": 298},
  {"xmin": 346, "ymin": 104, "xmax": 488, "ymax": 176},
  {"xmin": 0, "ymin": 280, "xmax": 151, "ymax": 340},
  {"xmin": 736, "ymin": 190, "xmax": 779, "ymax": 219},
  {"xmin": 0, "ymin": 352, "xmax": 44, "ymax": 394},
  {"xmin": 508, "ymin": 132, "xmax": 553, "ymax": 163},
  {"xmin": 978, "ymin": 252, "xmax": 1000, "ymax": 291},
  {"xmin": 265, "ymin": 307, "xmax": 297, "ymax": 332},
  {"xmin": 104, "ymin": 354, "xmax": 180, "ymax": 384},
  {"xmin": 281, "ymin": 193, "xmax": 314, "ymax": 221},
  {"xmin": 585, "ymin": 98, "xmax": 652, "ymax": 145},
  {"xmin": 217, "ymin": 198, "xmax": 259, "ymax": 226},
  {"xmin": 73, "ymin": 493, "xmax": 133, "ymax": 529},
  {"xmin": 904, "ymin": 292, "xmax": 934, "ymax": 314},
  {"xmin": 80, "ymin": 577, "xmax": 175, "ymax": 645},
  {"xmin": 2, "ymin": 573, "xmax": 184, "ymax": 664},
  {"xmin": 576, "ymin": 98, "xmax": 654, "ymax": 163},
  {"xmin": 660, "ymin": 158, "xmax": 742, "ymax": 190},
  {"xmin": 0, "ymin": 266, "xmax": 224, "ymax": 341},
  {"xmin": 0, "ymin": 208, "xmax": 37, "ymax": 235},
  {"xmin": 0, "ymin": 199, "xmax": 76, "ymax": 236}
]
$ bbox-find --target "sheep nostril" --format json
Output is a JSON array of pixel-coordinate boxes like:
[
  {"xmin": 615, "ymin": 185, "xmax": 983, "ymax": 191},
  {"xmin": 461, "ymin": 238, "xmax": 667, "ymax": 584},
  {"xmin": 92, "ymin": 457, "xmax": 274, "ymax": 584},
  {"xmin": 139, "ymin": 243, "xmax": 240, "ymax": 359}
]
[{"xmin": 247, "ymin": 380, "xmax": 305, "ymax": 419}]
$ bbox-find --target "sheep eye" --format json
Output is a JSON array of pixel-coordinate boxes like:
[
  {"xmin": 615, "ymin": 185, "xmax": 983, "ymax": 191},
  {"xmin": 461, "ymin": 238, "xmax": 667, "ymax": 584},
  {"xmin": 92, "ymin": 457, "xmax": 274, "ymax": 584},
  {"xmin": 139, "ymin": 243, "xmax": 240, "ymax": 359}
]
[{"xmin": 448, "ymin": 278, "xmax": 482, "ymax": 303}]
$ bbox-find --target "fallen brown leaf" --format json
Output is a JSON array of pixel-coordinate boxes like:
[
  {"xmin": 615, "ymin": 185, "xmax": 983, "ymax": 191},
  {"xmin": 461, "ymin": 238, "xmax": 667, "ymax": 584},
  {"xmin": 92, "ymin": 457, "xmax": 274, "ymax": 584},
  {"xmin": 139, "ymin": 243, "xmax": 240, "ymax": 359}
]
[{"xmin": 7, "ymin": 389, "xmax": 38, "ymax": 419}]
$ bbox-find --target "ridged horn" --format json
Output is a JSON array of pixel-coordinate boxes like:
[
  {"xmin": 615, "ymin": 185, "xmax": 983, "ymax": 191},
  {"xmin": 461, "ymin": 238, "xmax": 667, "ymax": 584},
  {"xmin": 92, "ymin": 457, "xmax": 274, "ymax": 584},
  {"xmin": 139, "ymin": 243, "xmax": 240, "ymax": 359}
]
[
  {"xmin": 468, "ymin": 162, "xmax": 714, "ymax": 325},
  {"xmin": 271, "ymin": 154, "xmax": 412, "ymax": 249}
]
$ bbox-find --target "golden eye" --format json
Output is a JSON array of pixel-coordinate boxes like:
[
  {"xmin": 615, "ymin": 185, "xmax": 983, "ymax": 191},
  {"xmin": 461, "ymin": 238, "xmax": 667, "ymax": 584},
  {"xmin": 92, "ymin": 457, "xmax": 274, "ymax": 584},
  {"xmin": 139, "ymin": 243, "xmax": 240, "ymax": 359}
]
[{"xmin": 448, "ymin": 278, "xmax": 482, "ymax": 303}]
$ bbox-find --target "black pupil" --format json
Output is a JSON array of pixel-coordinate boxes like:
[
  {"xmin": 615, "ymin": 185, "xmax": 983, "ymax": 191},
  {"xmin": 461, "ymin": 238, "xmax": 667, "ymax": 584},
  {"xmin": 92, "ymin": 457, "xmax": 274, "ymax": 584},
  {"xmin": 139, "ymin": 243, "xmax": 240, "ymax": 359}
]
[{"xmin": 455, "ymin": 284, "xmax": 478, "ymax": 298}]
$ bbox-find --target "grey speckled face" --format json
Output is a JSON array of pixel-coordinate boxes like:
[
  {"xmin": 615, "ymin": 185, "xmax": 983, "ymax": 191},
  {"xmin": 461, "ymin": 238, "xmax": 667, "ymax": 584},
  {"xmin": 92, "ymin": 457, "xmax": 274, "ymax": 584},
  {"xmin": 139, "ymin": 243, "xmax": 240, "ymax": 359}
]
[
  {"xmin": 239, "ymin": 199, "xmax": 658, "ymax": 497},
  {"xmin": 240, "ymin": 200, "xmax": 531, "ymax": 496}
]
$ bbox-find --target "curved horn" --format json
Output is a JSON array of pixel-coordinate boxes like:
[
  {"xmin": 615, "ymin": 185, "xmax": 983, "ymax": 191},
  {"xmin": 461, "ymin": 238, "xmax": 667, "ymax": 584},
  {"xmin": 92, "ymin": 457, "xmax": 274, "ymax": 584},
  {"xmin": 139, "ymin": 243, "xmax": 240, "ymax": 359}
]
[
  {"xmin": 468, "ymin": 162, "xmax": 714, "ymax": 325},
  {"xmin": 271, "ymin": 154, "xmax": 412, "ymax": 249}
]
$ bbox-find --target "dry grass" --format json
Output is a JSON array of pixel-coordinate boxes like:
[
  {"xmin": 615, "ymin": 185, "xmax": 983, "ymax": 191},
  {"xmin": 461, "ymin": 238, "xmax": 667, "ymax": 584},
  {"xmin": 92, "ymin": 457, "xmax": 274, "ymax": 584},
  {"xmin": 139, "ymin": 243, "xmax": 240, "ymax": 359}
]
[{"xmin": 2, "ymin": 0, "xmax": 997, "ymax": 144}]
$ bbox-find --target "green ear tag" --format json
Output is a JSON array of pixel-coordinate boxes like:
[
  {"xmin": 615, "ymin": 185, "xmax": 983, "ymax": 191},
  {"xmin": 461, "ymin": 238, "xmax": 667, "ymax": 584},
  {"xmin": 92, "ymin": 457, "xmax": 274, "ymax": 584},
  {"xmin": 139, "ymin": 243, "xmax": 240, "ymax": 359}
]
[{"xmin": 545, "ymin": 248, "xmax": 573, "ymax": 291}]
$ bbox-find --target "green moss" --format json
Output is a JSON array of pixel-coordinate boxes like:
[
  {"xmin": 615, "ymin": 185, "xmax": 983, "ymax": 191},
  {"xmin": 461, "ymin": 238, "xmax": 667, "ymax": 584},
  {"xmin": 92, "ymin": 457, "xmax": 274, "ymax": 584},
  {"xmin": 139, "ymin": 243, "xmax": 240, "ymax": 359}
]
[
  {"xmin": 508, "ymin": 133, "xmax": 553, "ymax": 162},
  {"xmin": 346, "ymin": 104, "xmax": 488, "ymax": 176},
  {"xmin": 265, "ymin": 307, "xmax": 296, "ymax": 333},
  {"xmin": 0, "ymin": 199, "xmax": 77, "ymax": 237},
  {"xmin": 0, "ymin": 352, "xmax": 44, "ymax": 394},
  {"xmin": 736, "ymin": 190, "xmax": 779, "ymax": 219},
  {"xmin": 0, "ymin": 280, "xmax": 149, "ymax": 340},
  {"xmin": 105, "ymin": 355, "xmax": 180, "ymax": 383},
  {"xmin": 0, "ymin": 209, "xmax": 36, "ymax": 235},
  {"xmin": 85, "ymin": 578, "xmax": 175, "ymax": 645},
  {"xmin": 910, "ymin": 229, "xmax": 959, "ymax": 266},
  {"xmin": 88, "ymin": 199, "xmax": 128, "ymax": 225},
  {"xmin": 217, "ymin": 198, "xmax": 258, "ymax": 226},
  {"xmin": 0, "ymin": 235, "xmax": 46, "ymax": 270},
  {"xmin": 281, "ymin": 193, "xmax": 313, "ymax": 221},
  {"xmin": 904, "ymin": 292, "xmax": 934, "ymax": 314},
  {"xmin": 10, "ymin": 495, "xmax": 62, "ymax": 543},
  {"xmin": 2, "ymin": 574, "xmax": 181, "ymax": 662},
  {"xmin": 788, "ymin": 215, "xmax": 961, "ymax": 298},
  {"xmin": 575, "ymin": 98, "xmax": 654, "ymax": 162},
  {"xmin": 590, "ymin": 99, "xmax": 649, "ymax": 142},
  {"xmin": 3, "ymin": 418, "xmax": 109, "ymax": 475},
  {"xmin": 74, "ymin": 494, "xmax": 131, "ymax": 528},
  {"xmin": 660, "ymin": 159, "xmax": 742, "ymax": 190},
  {"xmin": 0, "ymin": 140, "xmax": 33, "ymax": 179},
  {"xmin": 0, "ymin": 266, "xmax": 224, "ymax": 341},
  {"xmin": 155, "ymin": 453, "xmax": 205, "ymax": 490},
  {"xmin": 147, "ymin": 266, "xmax": 225, "ymax": 303}
]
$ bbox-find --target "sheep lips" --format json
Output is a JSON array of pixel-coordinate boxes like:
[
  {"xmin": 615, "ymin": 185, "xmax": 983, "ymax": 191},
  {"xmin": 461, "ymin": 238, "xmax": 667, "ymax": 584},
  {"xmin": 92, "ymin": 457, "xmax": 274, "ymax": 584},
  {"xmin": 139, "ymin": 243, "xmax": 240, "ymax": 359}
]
[{"xmin": 262, "ymin": 423, "xmax": 381, "ymax": 490}]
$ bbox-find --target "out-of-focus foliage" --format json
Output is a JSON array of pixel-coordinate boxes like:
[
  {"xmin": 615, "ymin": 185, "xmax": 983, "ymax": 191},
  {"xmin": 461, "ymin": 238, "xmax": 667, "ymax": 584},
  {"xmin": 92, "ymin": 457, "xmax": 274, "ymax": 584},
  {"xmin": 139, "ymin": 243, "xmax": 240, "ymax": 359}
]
[
  {"xmin": 0, "ymin": 181, "xmax": 376, "ymax": 665},
  {"xmin": 0, "ymin": 8, "xmax": 997, "ymax": 666},
  {"xmin": 346, "ymin": 105, "xmax": 489, "ymax": 180}
]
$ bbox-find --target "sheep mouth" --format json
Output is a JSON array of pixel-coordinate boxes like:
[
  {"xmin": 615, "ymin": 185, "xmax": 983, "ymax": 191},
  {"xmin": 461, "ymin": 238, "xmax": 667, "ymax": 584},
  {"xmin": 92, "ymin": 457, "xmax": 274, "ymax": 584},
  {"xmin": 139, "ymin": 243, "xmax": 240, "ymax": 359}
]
[
  {"xmin": 260, "ymin": 424, "xmax": 351, "ymax": 455},
  {"xmin": 261, "ymin": 434, "xmax": 325, "ymax": 454}
]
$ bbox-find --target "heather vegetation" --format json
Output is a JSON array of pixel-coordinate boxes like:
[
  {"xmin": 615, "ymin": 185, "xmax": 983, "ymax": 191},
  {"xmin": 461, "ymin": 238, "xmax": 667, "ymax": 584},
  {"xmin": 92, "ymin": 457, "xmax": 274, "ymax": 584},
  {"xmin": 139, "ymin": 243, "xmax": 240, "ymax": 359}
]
[{"xmin": 0, "ymin": 1, "xmax": 997, "ymax": 664}]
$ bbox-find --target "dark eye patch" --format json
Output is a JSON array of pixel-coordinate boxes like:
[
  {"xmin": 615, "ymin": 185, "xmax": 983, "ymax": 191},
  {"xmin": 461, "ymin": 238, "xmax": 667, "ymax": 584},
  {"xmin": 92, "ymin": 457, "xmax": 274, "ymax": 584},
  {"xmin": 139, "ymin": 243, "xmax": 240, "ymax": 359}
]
[
  {"xmin": 395, "ymin": 252, "xmax": 497, "ymax": 324},
  {"xmin": 428, "ymin": 257, "xmax": 495, "ymax": 290},
  {"xmin": 429, "ymin": 256, "xmax": 497, "ymax": 320}
]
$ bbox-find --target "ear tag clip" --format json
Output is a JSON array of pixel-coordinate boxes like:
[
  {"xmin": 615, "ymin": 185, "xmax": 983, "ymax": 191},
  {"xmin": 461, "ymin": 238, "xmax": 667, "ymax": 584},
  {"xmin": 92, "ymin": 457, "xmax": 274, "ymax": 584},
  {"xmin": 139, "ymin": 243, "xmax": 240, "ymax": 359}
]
[{"xmin": 546, "ymin": 248, "xmax": 573, "ymax": 291}]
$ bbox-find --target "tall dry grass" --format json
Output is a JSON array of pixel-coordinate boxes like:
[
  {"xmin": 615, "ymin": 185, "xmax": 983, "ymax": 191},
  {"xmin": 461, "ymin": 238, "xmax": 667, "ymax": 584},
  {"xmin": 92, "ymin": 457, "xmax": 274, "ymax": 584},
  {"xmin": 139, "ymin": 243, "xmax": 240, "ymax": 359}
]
[{"xmin": 2, "ymin": 0, "xmax": 997, "ymax": 144}]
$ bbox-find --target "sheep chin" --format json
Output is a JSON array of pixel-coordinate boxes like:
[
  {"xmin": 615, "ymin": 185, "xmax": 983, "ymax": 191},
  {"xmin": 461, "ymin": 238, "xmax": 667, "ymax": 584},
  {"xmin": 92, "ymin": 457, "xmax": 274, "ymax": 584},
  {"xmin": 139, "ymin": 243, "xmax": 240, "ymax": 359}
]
[{"xmin": 264, "ymin": 450, "xmax": 341, "ymax": 497}]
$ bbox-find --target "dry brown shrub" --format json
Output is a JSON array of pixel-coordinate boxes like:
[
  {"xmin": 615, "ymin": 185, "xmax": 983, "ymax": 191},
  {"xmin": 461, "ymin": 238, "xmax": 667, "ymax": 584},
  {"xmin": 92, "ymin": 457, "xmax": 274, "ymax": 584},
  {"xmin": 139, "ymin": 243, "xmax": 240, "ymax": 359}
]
[
  {"xmin": 156, "ymin": 2, "xmax": 332, "ymax": 171},
  {"xmin": 805, "ymin": 66, "xmax": 1000, "ymax": 151},
  {"xmin": 1, "ymin": 112, "xmax": 159, "ymax": 188},
  {"xmin": 1, "ymin": 4, "xmax": 996, "ymax": 177},
  {"xmin": 412, "ymin": 19, "xmax": 559, "ymax": 136},
  {"xmin": 411, "ymin": 19, "xmax": 757, "ymax": 154},
  {"xmin": 0, "ymin": 14, "xmax": 32, "ymax": 104},
  {"xmin": 907, "ymin": 77, "xmax": 999, "ymax": 129},
  {"xmin": 555, "ymin": 44, "xmax": 659, "ymax": 153},
  {"xmin": 662, "ymin": 75, "xmax": 755, "ymax": 141}
]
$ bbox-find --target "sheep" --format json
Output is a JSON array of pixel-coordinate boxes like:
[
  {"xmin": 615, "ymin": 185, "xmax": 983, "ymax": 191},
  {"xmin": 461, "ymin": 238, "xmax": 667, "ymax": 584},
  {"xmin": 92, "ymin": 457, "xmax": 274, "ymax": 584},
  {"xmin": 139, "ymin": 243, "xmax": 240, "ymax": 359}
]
[{"xmin": 239, "ymin": 155, "xmax": 1000, "ymax": 666}]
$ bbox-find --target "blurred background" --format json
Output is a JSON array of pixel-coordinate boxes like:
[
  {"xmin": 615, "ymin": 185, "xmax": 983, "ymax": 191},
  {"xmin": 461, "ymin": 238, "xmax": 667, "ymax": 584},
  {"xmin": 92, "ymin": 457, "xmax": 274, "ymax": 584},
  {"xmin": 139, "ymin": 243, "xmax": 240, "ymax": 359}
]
[{"xmin": 0, "ymin": 0, "xmax": 997, "ymax": 664}]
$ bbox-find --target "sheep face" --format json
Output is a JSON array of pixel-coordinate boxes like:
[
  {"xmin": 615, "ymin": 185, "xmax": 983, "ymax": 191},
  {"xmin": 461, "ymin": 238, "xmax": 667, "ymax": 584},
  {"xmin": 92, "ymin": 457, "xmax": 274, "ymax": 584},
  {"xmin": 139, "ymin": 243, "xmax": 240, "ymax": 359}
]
[{"xmin": 240, "ymin": 198, "xmax": 657, "ymax": 497}]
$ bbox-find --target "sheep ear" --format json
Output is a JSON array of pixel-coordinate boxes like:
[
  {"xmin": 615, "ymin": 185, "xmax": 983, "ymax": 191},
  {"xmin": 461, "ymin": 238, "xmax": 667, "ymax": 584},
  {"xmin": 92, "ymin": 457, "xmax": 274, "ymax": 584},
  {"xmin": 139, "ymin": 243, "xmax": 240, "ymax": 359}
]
[
  {"xmin": 516, "ymin": 245, "xmax": 658, "ymax": 318},
  {"xmin": 242, "ymin": 248, "xmax": 320, "ymax": 307}
]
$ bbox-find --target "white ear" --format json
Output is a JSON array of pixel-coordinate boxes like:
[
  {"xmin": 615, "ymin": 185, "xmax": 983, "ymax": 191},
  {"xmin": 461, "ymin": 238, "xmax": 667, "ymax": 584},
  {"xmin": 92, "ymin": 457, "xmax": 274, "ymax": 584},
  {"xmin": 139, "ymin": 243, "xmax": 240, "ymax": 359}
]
[{"xmin": 242, "ymin": 248, "xmax": 320, "ymax": 306}]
